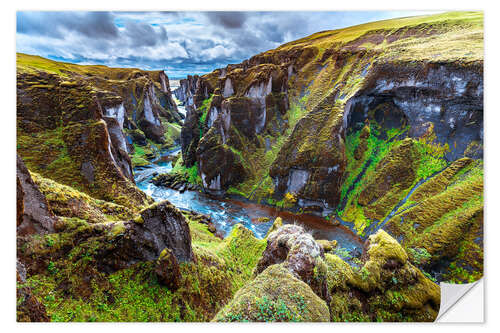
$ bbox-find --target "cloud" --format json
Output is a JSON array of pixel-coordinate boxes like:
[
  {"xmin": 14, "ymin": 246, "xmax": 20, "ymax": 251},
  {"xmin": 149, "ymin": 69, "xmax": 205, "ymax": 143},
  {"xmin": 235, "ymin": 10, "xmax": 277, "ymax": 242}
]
[
  {"xmin": 16, "ymin": 11, "xmax": 441, "ymax": 78},
  {"xmin": 205, "ymin": 12, "xmax": 248, "ymax": 29},
  {"xmin": 17, "ymin": 11, "xmax": 118, "ymax": 39},
  {"xmin": 124, "ymin": 21, "xmax": 168, "ymax": 47}
]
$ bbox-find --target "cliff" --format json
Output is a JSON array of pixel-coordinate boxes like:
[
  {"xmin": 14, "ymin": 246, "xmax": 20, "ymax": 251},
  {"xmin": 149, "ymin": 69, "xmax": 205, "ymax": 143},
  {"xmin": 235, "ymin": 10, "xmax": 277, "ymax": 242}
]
[
  {"xmin": 175, "ymin": 11, "xmax": 483, "ymax": 283},
  {"xmin": 17, "ymin": 53, "xmax": 183, "ymax": 208}
]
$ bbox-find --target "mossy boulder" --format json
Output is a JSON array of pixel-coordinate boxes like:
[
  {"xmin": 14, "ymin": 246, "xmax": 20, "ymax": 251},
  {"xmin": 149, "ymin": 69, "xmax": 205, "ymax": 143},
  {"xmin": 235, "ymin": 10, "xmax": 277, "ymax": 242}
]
[
  {"xmin": 94, "ymin": 200, "xmax": 194, "ymax": 273},
  {"xmin": 324, "ymin": 230, "xmax": 441, "ymax": 322},
  {"xmin": 213, "ymin": 264, "xmax": 330, "ymax": 322},
  {"xmin": 256, "ymin": 225, "xmax": 329, "ymax": 302},
  {"xmin": 316, "ymin": 239, "xmax": 338, "ymax": 253}
]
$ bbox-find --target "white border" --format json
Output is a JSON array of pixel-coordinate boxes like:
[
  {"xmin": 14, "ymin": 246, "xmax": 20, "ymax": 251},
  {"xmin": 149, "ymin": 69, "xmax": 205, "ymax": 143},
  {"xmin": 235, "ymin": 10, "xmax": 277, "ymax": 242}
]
[{"xmin": 2, "ymin": 0, "xmax": 497, "ymax": 331}]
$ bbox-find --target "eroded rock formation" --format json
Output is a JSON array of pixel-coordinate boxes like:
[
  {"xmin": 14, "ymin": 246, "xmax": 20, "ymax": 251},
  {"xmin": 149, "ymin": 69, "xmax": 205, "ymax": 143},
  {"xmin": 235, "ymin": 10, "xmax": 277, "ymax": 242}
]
[
  {"xmin": 17, "ymin": 155, "xmax": 56, "ymax": 236},
  {"xmin": 16, "ymin": 54, "xmax": 183, "ymax": 208}
]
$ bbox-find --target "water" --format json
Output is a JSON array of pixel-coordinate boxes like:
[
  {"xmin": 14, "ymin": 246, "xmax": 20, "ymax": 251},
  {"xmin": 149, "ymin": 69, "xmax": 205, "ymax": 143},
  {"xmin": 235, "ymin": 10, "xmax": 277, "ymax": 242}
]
[{"xmin": 133, "ymin": 148, "xmax": 362, "ymax": 254}]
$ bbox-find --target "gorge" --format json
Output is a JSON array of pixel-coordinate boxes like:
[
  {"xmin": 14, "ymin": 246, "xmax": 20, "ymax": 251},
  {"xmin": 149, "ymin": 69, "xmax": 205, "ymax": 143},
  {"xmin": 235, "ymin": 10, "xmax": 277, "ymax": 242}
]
[{"xmin": 16, "ymin": 11, "xmax": 483, "ymax": 322}]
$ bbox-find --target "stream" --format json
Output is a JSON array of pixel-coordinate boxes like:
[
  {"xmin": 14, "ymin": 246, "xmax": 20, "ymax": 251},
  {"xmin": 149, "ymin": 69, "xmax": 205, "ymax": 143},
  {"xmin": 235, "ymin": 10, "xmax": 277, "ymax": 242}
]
[{"xmin": 134, "ymin": 152, "xmax": 362, "ymax": 254}]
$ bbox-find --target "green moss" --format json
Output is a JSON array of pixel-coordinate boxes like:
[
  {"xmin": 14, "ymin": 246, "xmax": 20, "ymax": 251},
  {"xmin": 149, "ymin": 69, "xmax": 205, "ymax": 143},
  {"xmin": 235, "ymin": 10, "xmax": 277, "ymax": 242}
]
[
  {"xmin": 169, "ymin": 156, "xmax": 202, "ymax": 185},
  {"xmin": 213, "ymin": 264, "xmax": 330, "ymax": 322},
  {"xmin": 160, "ymin": 120, "xmax": 182, "ymax": 148},
  {"xmin": 199, "ymin": 94, "xmax": 214, "ymax": 138},
  {"xmin": 31, "ymin": 172, "xmax": 135, "ymax": 223}
]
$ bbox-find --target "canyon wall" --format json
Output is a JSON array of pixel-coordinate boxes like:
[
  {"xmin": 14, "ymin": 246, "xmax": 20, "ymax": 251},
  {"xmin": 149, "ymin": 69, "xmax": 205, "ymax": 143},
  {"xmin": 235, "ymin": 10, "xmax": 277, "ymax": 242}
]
[
  {"xmin": 175, "ymin": 12, "xmax": 484, "ymax": 283},
  {"xmin": 17, "ymin": 54, "xmax": 183, "ymax": 208}
]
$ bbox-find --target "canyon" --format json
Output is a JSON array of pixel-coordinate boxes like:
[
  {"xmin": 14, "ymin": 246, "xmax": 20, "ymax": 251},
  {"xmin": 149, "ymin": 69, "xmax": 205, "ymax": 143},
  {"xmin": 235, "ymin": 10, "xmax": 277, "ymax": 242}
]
[{"xmin": 16, "ymin": 11, "xmax": 483, "ymax": 322}]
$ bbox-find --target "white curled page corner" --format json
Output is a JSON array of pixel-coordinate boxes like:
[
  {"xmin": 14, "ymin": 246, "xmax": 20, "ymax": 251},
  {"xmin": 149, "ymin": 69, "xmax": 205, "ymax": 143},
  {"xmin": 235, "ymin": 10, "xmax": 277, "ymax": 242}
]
[{"xmin": 435, "ymin": 278, "xmax": 484, "ymax": 322}]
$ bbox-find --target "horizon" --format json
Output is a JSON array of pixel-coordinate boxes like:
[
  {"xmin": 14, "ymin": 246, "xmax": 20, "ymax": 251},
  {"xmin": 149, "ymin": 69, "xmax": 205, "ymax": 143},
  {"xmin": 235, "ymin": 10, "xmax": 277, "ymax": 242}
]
[{"xmin": 17, "ymin": 11, "xmax": 442, "ymax": 79}]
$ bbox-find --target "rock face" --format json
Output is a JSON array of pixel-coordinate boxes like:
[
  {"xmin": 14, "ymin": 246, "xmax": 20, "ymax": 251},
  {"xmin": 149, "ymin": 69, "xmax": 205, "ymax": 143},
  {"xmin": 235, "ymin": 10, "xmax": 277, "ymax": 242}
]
[
  {"xmin": 346, "ymin": 62, "xmax": 483, "ymax": 161},
  {"xmin": 174, "ymin": 75, "xmax": 200, "ymax": 107},
  {"xmin": 214, "ymin": 264, "xmax": 330, "ymax": 322},
  {"xmin": 174, "ymin": 12, "xmax": 483, "ymax": 217},
  {"xmin": 137, "ymin": 82, "xmax": 166, "ymax": 142},
  {"xmin": 96, "ymin": 201, "xmax": 194, "ymax": 273},
  {"xmin": 16, "ymin": 155, "xmax": 56, "ymax": 236},
  {"xmin": 177, "ymin": 63, "xmax": 290, "ymax": 193},
  {"xmin": 16, "ymin": 54, "xmax": 184, "ymax": 208},
  {"xmin": 172, "ymin": 12, "xmax": 483, "ymax": 283},
  {"xmin": 256, "ymin": 225, "xmax": 330, "ymax": 302}
]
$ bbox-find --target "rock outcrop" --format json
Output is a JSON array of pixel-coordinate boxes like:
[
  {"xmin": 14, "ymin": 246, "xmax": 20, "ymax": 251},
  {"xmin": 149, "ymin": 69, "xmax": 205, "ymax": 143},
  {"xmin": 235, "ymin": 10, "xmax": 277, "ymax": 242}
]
[
  {"xmin": 214, "ymin": 264, "xmax": 330, "ymax": 322},
  {"xmin": 255, "ymin": 225, "xmax": 329, "ymax": 302},
  {"xmin": 95, "ymin": 201, "xmax": 194, "ymax": 273},
  {"xmin": 16, "ymin": 53, "xmax": 184, "ymax": 209},
  {"xmin": 17, "ymin": 155, "xmax": 56, "ymax": 236}
]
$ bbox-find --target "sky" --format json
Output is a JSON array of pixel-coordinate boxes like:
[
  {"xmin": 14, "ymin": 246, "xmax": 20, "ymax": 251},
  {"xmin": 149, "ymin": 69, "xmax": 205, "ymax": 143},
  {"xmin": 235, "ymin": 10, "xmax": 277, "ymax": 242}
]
[{"xmin": 16, "ymin": 11, "xmax": 439, "ymax": 79}]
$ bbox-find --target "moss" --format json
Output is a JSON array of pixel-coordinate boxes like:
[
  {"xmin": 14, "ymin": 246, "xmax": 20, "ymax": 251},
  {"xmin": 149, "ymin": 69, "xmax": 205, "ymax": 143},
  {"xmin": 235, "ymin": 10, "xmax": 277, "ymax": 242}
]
[
  {"xmin": 265, "ymin": 217, "xmax": 283, "ymax": 238},
  {"xmin": 324, "ymin": 230, "xmax": 440, "ymax": 322},
  {"xmin": 131, "ymin": 155, "xmax": 150, "ymax": 168},
  {"xmin": 160, "ymin": 120, "xmax": 182, "ymax": 148},
  {"xmin": 18, "ymin": 121, "xmax": 151, "ymax": 210},
  {"xmin": 367, "ymin": 230, "xmax": 408, "ymax": 264},
  {"xmin": 339, "ymin": 123, "xmax": 450, "ymax": 234},
  {"xmin": 109, "ymin": 222, "xmax": 126, "ymax": 237},
  {"xmin": 384, "ymin": 161, "xmax": 483, "ymax": 283},
  {"xmin": 169, "ymin": 156, "xmax": 202, "ymax": 186},
  {"xmin": 133, "ymin": 215, "xmax": 144, "ymax": 224},
  {"xmin": 31, "ymin": 172, "xmax": 135, "ymax": 223},
  {"xmin": 213, "ymin": 264, "xmax": 330, "ymax": 322},
  {"xmin": 216, "ymin": 224, "xmax": 267, "ymax": 291}
]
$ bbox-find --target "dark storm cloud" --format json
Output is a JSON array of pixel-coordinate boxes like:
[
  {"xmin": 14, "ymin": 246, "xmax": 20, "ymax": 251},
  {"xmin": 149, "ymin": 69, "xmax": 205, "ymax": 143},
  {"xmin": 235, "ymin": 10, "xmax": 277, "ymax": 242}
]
[
  {"xmin": 205, "ymin": 12, "xmax": 248, "ymax": 29},
  {"xmin": 17, "ymin": 11, "xmax": 118, "ymax": 39},
  {"xmin": 124, "ymin": 21, "xmax": 168, "ymax": 47}
]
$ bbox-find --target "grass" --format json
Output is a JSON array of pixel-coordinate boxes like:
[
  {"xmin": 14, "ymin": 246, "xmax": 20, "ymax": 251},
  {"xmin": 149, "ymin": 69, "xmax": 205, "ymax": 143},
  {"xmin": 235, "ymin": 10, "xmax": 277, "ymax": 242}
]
[
  {"xmin": 276, "ymin": 12, "xmax": 482, "ymax": 62},
  {"xmin": 17, "ymin": 53, "xmax": 165, "ymax": 79}
]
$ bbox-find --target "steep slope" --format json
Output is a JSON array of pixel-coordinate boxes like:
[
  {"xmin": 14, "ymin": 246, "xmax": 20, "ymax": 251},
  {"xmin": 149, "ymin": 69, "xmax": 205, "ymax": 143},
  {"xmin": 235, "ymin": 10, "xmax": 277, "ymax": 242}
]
[
  {"xmin": 175, "ymin": 11, "xmax": 483, "ymax": 283},
  {"xmin": 17, "ymin": 53, "xmax": 183, "ymax": 208}
]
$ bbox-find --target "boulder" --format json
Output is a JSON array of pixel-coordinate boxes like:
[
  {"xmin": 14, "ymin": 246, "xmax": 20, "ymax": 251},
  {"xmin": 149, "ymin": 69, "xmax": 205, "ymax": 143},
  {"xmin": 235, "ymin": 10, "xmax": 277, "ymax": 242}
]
[
  {"xmin": 95, "ymin": 200, "xmax": 194, "ymax": 273},
  {"xmin": 316, "ymin": 239, "xmax": 338, "ymax": 253},
  {"xmin": 213, "ymin": 264, "xmax": 330, "ymax": 322},
  {"xmin": 255, "ymin": 224, "xmax": 329, "ymax": 302},
  {"xmin": 155, "ymin": 248, "xmax": 181, "ymax": 290}
]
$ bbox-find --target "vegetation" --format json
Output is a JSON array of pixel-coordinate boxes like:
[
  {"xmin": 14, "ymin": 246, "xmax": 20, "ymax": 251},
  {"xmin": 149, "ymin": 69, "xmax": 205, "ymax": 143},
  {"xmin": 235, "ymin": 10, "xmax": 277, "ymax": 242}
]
[{"xmin": 17, "ymin": 11, "xmax": 483, "ymax": 322}]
